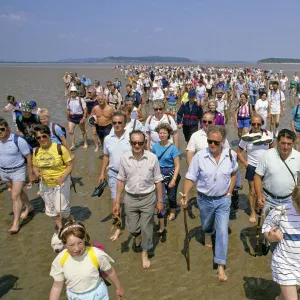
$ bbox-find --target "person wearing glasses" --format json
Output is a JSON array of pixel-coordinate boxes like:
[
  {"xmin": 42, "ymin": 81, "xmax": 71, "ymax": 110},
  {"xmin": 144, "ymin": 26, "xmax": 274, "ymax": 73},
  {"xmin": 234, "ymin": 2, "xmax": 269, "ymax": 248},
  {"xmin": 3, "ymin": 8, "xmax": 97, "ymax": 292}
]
[
  {"xmin": 32, "ymin": 124, "xmax": 73, "ymax": 231},
  {"xmin": 237, "ymin": 115, "xmax": 274, "ymax": 223},
  {"xmin": 107, "ymin": 84, "xmax": 122, "ymax": 111},
  {"xmin": 255, "ymin": 129, "xmax": 300, "ymax": 216},
  {"xmin": 145, "ymin": 100, "xmax": 178, "ymax": 150},
  {"xmin": 0, "ymin": 117, "xmax": 35, "ymax": 233},
  {"xmin": 114, "ymin": 130, "xmax": 163, "ymax": 269},
  {"xmin": 67, "ymin": 86, "xmax": 88, "ymax": 150},
  {"xmin": 180, "ymin": 126, "xmax": 238, "ymax": 282},
  {"xmin": 98, "ymin": 112, "xmax": 131, "ymax": 242}
]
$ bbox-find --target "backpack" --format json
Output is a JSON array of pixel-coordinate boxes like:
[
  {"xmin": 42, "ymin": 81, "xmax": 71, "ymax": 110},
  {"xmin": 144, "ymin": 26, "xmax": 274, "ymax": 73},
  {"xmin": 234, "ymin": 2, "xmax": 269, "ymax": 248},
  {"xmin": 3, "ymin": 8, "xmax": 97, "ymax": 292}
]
[
  {"xmin": 294, "ymin": 105, "xmax": 300, "ymax": 121},
  {"xmin": 17, "ymin": 113, "xmax": 39, "ymax": 123},
  {"xmin": 67, "ymin": 97, "xmax": 84, "ymax": 114},
  {"xmin": 34, "ymin": 143, "xmax": 63, "ymax": 157},
  {"xmin": 147, "ymin": 114, "xmax": 171, "ymax": 125},
  {"xmin": 13, "ymin": 134, "xmax": 33, "ymax": 161},
  {"xmin": 51, "ymin": 123, "xmax": 67, "ymax": 143}
]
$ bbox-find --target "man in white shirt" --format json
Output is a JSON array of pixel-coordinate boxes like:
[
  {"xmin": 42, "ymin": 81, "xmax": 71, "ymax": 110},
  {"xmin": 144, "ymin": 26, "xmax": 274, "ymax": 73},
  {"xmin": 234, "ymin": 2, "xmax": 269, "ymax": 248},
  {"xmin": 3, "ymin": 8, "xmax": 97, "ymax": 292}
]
[{"xmin": 149, "ymin": 83, "xmax": 164, "ymax": 102}]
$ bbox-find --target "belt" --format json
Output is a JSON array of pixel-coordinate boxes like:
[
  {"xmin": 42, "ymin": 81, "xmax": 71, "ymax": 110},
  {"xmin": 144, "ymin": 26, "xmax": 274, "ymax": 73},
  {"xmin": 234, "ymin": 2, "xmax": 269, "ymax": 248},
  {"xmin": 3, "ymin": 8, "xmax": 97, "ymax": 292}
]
[
  {"xmin": 0, "ymin": 164, "xmax": 25, "ymax": 170},
  {"xmin": 126, "ymin": 191, "xmax": 153, "ymax": 198},
  {"xmin": 198, "ymin": 192, "xmax": 227, "ymax": 199},
  {"xmin": 263, "ymin": 188, "xmax": 291, "ymax": 199}
]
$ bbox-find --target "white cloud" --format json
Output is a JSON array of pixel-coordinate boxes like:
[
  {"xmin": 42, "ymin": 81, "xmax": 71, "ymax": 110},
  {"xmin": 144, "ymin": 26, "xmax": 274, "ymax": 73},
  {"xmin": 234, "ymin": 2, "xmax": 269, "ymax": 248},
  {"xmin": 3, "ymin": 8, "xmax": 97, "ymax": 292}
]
[
  {"xmin": 58, "ymin": 33, "xmax": 76, "ymax": 40},
  {"xmin": 153, "ymin": 27, "xmax": 162, "ymax": 33},
  {"xmin": 40, "ymin": 20, "xmax": 59, "ymax": 25},
  {"xmin": 0, "ymin": 12, "xmax": 27, "ymax": 21}
]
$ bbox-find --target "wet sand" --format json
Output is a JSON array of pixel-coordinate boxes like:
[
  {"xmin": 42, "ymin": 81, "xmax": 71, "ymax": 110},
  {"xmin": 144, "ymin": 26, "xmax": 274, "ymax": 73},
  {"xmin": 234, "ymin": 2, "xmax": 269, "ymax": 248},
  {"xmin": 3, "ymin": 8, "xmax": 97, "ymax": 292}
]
[{"xmin": 0, "ymin": 64, "xmax": 297, "ymax": 300}]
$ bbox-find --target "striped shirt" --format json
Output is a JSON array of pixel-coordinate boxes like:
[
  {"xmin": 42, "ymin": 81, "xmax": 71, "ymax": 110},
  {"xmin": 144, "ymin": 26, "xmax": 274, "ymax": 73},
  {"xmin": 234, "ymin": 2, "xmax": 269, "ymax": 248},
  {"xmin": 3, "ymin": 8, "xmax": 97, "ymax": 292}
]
[
  {"xmin": 237, "ymin": 103, "xmax": 250, "ymax": 118},
  {"xmin": 262, "ymin": 202, "xmax": 300, "ymax": 284}
]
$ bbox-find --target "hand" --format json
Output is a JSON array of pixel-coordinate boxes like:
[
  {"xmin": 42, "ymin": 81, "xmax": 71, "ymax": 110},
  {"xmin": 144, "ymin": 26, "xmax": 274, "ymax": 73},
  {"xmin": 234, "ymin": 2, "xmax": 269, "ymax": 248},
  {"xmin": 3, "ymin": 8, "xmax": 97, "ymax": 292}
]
[
  {"xmin": 180, "ymin": 193, "xmax": 188, "ymax": 208},
  {"xmin": 98, "ymin": 174, "xmax": 105, "ymax": 184},
  {"xmin": 28, "ymin": 173, "xmax": 36, "ymax": 183},
  {"xmin": 116, "ymin": 287, "xmax": 124, "ymax": 300},
  {"xmin": 156, "ymin": 202, "xmax": 164, "ymax": 213},
  {"xmin": 257, "ymin": 197, "xmax": 266, "ymax": 209},
  {"xmin": 244, "ymin": 163, "xmax": 249, "ymax": 169},
  {"xmin": 113, "ymin": 202, "xmax": 120, "ymax": 215},
  {"xmin": 234, "ymin": 121, "xmax": 238, "ymax": 128},
  {"xmin": 79, "ymin": 118, "xmax": 86, "ymax": 124},
  {"xmin": 177, "ymin": 124, "xmax": 182, "ymax": 129},
  {"xmin": 56, "ymin": 176, "xmax": 66, "ymax": 186},
  {"xmin": 280, "ymin": 112, "xmax": 283, "ymax": 117},
  {"xmin": 267, "ymin": 227, "xmax": 284, "ymax": 242},
  {"xmin": 168, "ymin": 179, "xmax": 176, "ymax": 188}
]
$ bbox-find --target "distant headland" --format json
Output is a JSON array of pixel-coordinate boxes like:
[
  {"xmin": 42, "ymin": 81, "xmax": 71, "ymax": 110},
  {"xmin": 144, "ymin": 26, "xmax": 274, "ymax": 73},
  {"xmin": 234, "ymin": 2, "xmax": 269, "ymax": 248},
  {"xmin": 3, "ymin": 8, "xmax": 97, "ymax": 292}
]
[
  {"xmin": 258, "ymin": 58, "xmax": 300, "ymax": 63},
  {"xmin": 0, "ymin": 56, "xmax": 193, "ymax": 63}
]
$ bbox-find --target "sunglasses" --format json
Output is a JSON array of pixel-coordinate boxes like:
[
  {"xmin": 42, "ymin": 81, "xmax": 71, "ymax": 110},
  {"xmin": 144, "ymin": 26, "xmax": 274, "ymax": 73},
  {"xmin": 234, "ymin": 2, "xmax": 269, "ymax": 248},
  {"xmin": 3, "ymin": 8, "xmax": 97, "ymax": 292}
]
[
  {"xmin": 130, "ymin": 141, "xmax": 145, "ymax": 146},
  {"xmin": 203, "ymin": 120, "xmax": 213, "ymax": 124},
  {"xmin": 0, "ymin": 127, "xmax": 6, "ymax": 132},
  {"xmin": 36, "ymin": 134, "xmax": 48, "ymax": 140},
  {"xmin": 207, "ymin": 139, "xmax": 221, "ymax": 146},
  {"xmin": 112, "ymin": 121, "xmax": 123, "ymax": 125},
  {"xmin": 70, "ymin": 91, "xmax": 76, "ymax": 93},
  {"xmin": 251, "ymin": 123, "xmax": 261, "ymax": 126},
  {"xmin": 154, "ymin": 108, "xmax": 163, "ymax": 111}
]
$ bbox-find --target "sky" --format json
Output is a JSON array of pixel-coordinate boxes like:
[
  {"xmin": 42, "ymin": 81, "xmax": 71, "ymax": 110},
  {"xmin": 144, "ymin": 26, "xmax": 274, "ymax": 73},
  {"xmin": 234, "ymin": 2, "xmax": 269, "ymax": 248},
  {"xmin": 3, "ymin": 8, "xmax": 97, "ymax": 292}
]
[{"xmin": 0, "ymin": 0, "xmax": 299, "ymax": 62}]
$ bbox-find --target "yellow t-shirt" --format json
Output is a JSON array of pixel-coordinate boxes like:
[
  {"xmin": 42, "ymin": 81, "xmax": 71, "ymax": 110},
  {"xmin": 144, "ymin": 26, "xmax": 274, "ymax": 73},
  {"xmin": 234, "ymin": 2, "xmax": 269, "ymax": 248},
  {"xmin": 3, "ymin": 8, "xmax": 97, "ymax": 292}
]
[
  {"xmin": 33, "ymin": 143, "xmax": 71, "ymax": 186},
  {"xmin": 181, "ymin": 92, "xmax": 189, "ymax": 103}
]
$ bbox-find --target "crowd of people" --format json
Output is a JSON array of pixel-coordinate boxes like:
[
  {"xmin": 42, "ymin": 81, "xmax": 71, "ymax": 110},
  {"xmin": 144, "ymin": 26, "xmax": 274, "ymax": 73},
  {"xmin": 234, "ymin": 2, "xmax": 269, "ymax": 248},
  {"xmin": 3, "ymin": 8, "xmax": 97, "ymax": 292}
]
[{"xmin": 1, "ymin": 64, "xmax": 300, "ymax": 299}]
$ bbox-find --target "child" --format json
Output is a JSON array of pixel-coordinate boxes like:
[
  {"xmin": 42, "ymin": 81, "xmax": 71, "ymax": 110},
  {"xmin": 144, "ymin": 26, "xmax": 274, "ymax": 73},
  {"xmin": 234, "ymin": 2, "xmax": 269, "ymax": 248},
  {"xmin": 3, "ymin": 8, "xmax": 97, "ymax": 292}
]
[
  {"xmin": 262, "ymin": 185, "xmax": 300, "ymax": 300},
  {"xmin": 166, "ymin": 88, "xmax": 178, "ymax": 118}
]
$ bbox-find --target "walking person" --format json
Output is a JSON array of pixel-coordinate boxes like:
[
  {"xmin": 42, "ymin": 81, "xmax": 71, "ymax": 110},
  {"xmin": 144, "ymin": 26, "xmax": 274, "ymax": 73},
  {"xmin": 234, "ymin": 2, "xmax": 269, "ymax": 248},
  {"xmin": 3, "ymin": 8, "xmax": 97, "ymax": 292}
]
[
  {"xmin": 255, "ymin": 91, "xmax": 269, "ymax": 130},
  {"xmin": 49, "ymin": 221, "xmax": 124, "ymax": 300},
  {"xmin": 237, "ymin": 115, "xmax": 274, "ymax": 223},
  {"xmin": 67, "ymin": 86, "xmax": 88, "ymax": 150},
  {"xmin": 291, "ymin": 99, "xmax": 300, "ymax": 151},
  {"xmin": 0, "ymin": 117, "xmax": 34, "ymax": 233},
  {"xmin": 151, "ymin": 123, "xmax": 180, "ymax": 228},
  {"xmin": 234, "ymin": 93, "xmax": 252, "ymax": 139},
  {"xmin": 181, "ymin": 126, "xmax": 238, "ymax": 281},
  {"xmin": 114, "ymin": 130, "xmax": 163, "ymax": 269},
  {"xmin": 32, "ymin": 124, "xmax": 73, "ymax": 231}
]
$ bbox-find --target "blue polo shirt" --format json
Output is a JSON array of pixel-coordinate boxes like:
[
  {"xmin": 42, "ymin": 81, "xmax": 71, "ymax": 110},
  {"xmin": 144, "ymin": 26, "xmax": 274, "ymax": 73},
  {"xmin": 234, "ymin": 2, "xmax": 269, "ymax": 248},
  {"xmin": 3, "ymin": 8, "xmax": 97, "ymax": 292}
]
[
  {"xmin": 0, "ymin": 133, "xmax": 30, "ymax": 168},
  {"xmin": 49, "ymin": 122, "xmax": 65, "ymax": 145}
]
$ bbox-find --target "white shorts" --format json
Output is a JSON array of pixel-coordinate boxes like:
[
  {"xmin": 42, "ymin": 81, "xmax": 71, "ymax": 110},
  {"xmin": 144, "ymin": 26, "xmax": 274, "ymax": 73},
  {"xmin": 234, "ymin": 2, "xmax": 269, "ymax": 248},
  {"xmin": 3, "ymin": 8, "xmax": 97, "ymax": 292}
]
[
  {"xmin": 67, "ymin": 281, "xmax": 108, "ymax": 300},
  {"xmin": 0, "ymin": 166, "xmax": 26, "ymax": 182},
  {"xmin": 40, "ymin": 176, "xmax": 71, "ymax": 218}
]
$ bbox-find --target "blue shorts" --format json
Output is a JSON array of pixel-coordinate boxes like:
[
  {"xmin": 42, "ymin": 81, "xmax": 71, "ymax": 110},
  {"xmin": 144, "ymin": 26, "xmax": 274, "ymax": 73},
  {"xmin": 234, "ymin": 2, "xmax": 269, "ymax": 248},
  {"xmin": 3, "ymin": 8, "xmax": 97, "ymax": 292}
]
[
  {"xmin": 0, "ymin": 165, "xmax": 26, "ymax": 182},
  {"xmin": 66, "ymin": 281, "xmax": 108, "ymax": 300},
  {"xmin": 198, "ymin": 94, "xmax": 205, "ymax": 100},
  {"xmin": 237, "ymin": 118, "xmax": 250, "ymax": 129},
  {"xmin": 69, "ymin": 114, "xmax": 83, "ymax": 124},
  {"xmin": 245, "ymin": 164, "xmax": 256, "ymax": 181}
]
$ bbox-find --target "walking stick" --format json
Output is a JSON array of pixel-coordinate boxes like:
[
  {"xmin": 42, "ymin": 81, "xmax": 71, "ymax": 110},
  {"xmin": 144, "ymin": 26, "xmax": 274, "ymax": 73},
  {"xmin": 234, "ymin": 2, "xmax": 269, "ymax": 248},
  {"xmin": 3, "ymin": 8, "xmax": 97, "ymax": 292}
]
[
  {"xmin": 180, "ymin": 192, "xmax": 191, "ymax": 271},
  {"xmin": 70, "ymin": 176, "xmax": 77, "ymax": 193},
  {"xmin": 254, "ymin": 208, "xmax": 262, "ymax": 257},
  {"xmin": 59, "ymin": 185, "xmax": 63, "ymax": 222}
]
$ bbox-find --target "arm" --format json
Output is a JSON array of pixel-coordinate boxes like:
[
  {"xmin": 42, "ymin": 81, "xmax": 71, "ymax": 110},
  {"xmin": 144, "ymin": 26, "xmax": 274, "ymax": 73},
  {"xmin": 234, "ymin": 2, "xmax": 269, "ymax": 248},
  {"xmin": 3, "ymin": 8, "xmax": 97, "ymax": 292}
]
[
  {"xmin": 173, "ymin": 131, "xmax": 179, "ymax": 148},
  {"xmin": 155, "ymin": 181, "xmax": 163, "ymax": 213},
  {"xmin": 176, "ymin": 105, "xmax": 184, "ymax": 125},
  {"xmin": 59, "ymin": 135, "xmax": 73, "ymax": 158},
  {"xmin": 105, "ymin": 268, "xmax": 124, "ymax": 300},
  {"xmin": 137, "ymin": 109, "xmax": 145, "ymax": 122},
  {"xmin": 227, "ymin": 171, "xmax": 237, "ymax": 195},
  {"xmin": 49, "ymin": 281, "xmax": 64, "ymax": 300},
  {"xmin": 146, "ymin": 132, "xmax": 151, "ymax": 150},
  {"xmin": 113, "ymin": 180, "xmax": 125, "ymax": 214},
  {"xmin": 181, "ymin": 179, "xmax": 194, "ymax": 207},
  {"xmin": 236, "ymin": 147, "xmax": 247, "ymax": 168},
  {"xmin": 186, "ymin": 151, "xmax": 195, "ymax": 166},
  {"xmin": 254, "ymin": 174, "xmax": 265, "ymax": 208},
  {"xmin": 168, "ymin": 156, "xmax": 180, "ymax": 188},
  {"xmin": 98, "ymin": 154, "xmax": 109, "ymax": 183},
  {"xmin": 24, "ymin": 153, "xmax": 35, "ymax": 183}
]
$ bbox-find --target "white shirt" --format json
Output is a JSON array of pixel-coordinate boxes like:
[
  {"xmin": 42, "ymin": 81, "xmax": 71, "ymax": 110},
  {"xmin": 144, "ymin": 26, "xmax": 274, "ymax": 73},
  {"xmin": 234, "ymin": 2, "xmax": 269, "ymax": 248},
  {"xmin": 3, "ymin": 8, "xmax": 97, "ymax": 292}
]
[
  {"xmin": 67, "ymin": 97, "xmax": 86, "ymax": 114},
  {"xmin": 255, "ymin": 99, "xmax": 269, "ymax": 117},
  {"xmin": 256, "ymin": 148, "xmax": 300, "ymax": 197},
  {"xmin": 186, "ymin": 129, "xmax": 230, "ymax": 153},
  {"xmin": 267, "ymin": 90, "xmax": 285, "ymax": 114},
  {"xmin": 238, "ymin": 131, "xmax": 273, "ymax": 167},
  {"xmin": 196, "ymin": 85, "xmax": 206, "ymax": 96},
  {"xmin": 150, "ymin": 88, "xmax": 164, "ymax": 101},
  {"xmin": 145, "ymin": 114, "xmax": 177, "ymax": 148}
]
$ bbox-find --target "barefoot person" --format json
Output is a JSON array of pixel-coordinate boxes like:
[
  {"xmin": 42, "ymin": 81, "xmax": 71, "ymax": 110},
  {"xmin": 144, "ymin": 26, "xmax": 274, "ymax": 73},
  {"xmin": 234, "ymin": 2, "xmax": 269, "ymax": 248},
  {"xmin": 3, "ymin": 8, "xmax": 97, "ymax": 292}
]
[
  {"xmin": 181, "ymin": 126, "xmax": 237, "ymax": 281},
  {"xmin": 98, "ymin": 112, "xmax": 131, "ymax": 241},
  {"xmin": 49, "ymin": 221, "xmax": 124, "ymax": 300},
  {"xmin": 66, "ymin": 86, "xmax": 88, "ymax": 150},
  {"xmin": 237, "ymin": 115, "xmax": 274, "ymax": 223},
  {"xmin": 0, "ymin": 117, "xmax": 34, "ymax": 233},
  {"xmin": 114, "ymin": 130, "xmax": 163, "ymax": 268},
  {"xmin": 90, "ymin": 94, "xmax": 114, "ymax": 150},
  {"xmin": 262, "ymin": 185, "xmax": 300, "ymax": 300},
  {"xmin": 32, "ymin": 124, "xmax": 73, "ymax": 231}
]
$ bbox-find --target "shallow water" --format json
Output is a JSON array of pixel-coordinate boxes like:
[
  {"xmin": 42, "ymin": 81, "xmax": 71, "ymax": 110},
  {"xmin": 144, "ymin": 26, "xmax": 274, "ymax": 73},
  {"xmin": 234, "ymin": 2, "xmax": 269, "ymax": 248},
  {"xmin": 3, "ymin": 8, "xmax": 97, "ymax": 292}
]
[{"xmin": 0, "ymin": 64, "xmax": 298, "ymax": 300}]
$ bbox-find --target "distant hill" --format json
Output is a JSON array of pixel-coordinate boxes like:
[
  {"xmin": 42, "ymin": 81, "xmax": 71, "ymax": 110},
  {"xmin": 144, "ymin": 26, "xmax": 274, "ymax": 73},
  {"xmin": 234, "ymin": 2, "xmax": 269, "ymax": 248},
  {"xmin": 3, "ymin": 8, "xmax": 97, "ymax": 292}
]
[
  {"xmin": 258, "ymin": 58, "xmax": 300, "ymax": 63},
  {"xmin": 58, "ymin": 56, "xmax": 192, "ymax": 63}
]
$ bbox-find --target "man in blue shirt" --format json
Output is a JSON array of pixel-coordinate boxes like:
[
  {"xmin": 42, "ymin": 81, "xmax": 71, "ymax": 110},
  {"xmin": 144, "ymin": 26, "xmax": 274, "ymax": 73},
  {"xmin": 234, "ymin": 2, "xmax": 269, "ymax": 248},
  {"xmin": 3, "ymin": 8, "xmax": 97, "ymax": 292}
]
[
  {"xmin": 247, "ymin": 76, "xmax": 259, "ymax": 108},
  {"xmin": 181, "ymin": 126, "xmax": 237, "ymax": 282},
  {"xmin": 0, "ymin": 117, "xmax": 35, "ymax": 233}
]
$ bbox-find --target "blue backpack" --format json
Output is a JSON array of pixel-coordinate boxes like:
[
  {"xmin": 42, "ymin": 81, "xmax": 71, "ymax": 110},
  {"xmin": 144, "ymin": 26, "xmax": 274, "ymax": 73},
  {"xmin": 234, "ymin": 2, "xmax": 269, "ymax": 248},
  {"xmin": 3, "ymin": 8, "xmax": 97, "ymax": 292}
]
[{"xmin": 13, "ymin": 134, "xmax": 33, "ymax": 163}]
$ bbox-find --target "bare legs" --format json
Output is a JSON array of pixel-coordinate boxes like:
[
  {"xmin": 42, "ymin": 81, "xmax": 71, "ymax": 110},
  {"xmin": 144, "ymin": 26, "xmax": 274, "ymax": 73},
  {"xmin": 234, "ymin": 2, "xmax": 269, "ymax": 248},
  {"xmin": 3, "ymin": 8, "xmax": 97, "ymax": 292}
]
[
  {"xmin": 248, "ymin": 181, "xmax": 256, "ymax": 223},
  {"xmin": 68, "ymin": 122, "xmax": 88, "ymax": 150}
]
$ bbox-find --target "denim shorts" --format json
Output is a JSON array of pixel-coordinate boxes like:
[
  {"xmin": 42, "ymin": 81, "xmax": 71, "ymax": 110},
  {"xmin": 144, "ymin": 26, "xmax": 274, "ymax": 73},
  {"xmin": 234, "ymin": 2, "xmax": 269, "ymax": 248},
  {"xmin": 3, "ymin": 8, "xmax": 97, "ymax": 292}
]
[
  {"xmin": 245, "ymin": 164, "xmax": 256, "ymax": 181},
  {"xmin": 0, "ymin": 165, "xmax": 26, "ymax": 182},
  {"xmin": 237, "ymin": 118, "xmax": 251, "ymax": 129}
]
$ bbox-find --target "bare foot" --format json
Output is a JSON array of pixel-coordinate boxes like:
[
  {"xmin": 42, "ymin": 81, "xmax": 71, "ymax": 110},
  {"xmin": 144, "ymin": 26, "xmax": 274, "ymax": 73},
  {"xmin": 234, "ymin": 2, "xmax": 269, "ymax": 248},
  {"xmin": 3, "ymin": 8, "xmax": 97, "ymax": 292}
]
[
  {"xmin": 142, "ymin": 251, "xmax": 151, "ymax": 269},
  {"xmin": 82, "ymin": 144, "xmax": 88, "ymax": 149},
  {"xmin": 70, "ymin": 145, "xmax": 75, "ymax": 151},
  {"xmin": 94, "ymin": 147, "xmax": 99, "ymax": 152},
  {"xmin": 8, "ymin": 188, "xmax": 12, "ymax": 192},
  {"xmin": 205, "ymin": 233, "xmax": 213, "ymax": 248},
  {"xmin": 20, "ymin": 206, "xmax": 34, "ymax": 219},
  {"xmin": 217, "ymin": 265, "xmax": 228, "ymax": 282},
  {"xmin": 249, "ymin": 214, "xmax": 256, "ymax": 223},
  {"xmin": 110, "ymin": 229, "xmax": 122, "ymax": 241},
  {"xmin": 168, "ymin": 212, "xmax": 176, "ymax": 221},
  {"xmin": 8, "ymin": 223, "xmax": 19, "ymax": 234}
]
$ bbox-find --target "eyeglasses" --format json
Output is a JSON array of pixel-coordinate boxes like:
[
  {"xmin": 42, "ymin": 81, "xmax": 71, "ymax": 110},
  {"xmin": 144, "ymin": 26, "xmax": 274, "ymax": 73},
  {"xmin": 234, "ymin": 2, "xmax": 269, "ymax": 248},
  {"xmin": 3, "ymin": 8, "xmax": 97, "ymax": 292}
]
[
  {"xmin": 203, "ymin": 120, "xmax": 213, "ymax": 124},
  {"xmin": 154, "ymin": 108, "xmax": 163, "ymax": 111},
  {"xmin": 36, "ymin": 134, "xmax": 48, "ymax": 140},
  {"xmin": 0, "ymin": 127, "xmax": 6, "ymax": 132},
  {"xmin": 112, "ymin": 121, "xmax": 123, "ymax": 125},
  {"xmin": 251, "ymin": 123, "xmax": 261, "ymax": 126},
  {"xmin": 130, "ymin": 141, "xmax": 145, "ymax": 146},
  {"xmin": 70, "ymin": 91, "xmax": 76, "ymax": 93},
  {"xmin": 207, "ymin": 139, "xmax": 221, "ymax": 146}
]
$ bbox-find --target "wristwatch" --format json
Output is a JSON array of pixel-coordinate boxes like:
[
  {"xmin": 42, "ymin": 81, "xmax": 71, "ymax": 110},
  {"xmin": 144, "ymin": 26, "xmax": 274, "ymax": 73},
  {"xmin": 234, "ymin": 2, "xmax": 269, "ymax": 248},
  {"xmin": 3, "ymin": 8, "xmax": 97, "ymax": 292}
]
[{"xmin": 158, "ymin": 200, "xmax": 163, "ymax": 204}]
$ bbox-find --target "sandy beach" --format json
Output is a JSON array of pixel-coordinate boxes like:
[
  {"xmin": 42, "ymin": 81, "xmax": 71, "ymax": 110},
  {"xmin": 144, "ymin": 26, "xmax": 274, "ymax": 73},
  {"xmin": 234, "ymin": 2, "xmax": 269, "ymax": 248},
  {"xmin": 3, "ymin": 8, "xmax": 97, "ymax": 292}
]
[{"xmin": 0, "ymin": 64, "xmax": 297, "ymax": 300}]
